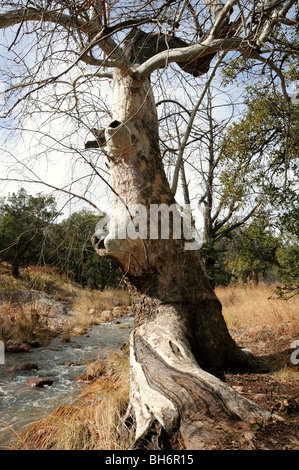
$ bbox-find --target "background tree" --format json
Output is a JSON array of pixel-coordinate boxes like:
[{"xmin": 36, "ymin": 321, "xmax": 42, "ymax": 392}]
[
  {"xmin": 220, "ymin": 85, "xmax": 299, "ymax": 198},
  {"xmin": 0, "ymin": 188, "xmax": 59, "ymax": 277},
  {"xmin": 185, "ymin": 84, "xmax": 298, "ymax": 286},
  {"xmin": 0, "ymin": 0, "xmax": 298, "ymax": 450},
  {"xmin": 274, "ymin": 191, "xmax": 299, "ymax": 299},
  {"xmin": 51, "ymin": 209, "xmax": 121, "ymax": 290},
  {"xmin": 225, "ymin": 213, "xmax": 281, "ymax": 284}
]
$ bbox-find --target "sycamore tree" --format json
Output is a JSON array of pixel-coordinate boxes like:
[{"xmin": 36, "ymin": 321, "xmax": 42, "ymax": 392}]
[{"xmin": 0, "ymin": 0, "xmax": 298, "ymax": 450}]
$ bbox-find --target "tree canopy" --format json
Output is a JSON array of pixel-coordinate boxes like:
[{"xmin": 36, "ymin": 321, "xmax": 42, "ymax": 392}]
[
  {"xmin": 0, "ymin": 188, "xmax": 59, "ymax": 276},
  {"xmin": 1, "ymin": 0, "xmax": 297, "ymax": 240}
]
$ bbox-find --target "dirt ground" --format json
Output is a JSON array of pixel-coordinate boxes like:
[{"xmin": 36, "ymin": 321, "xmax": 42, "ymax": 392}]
[{"xmin": 222, "ymin": 327, "xmax": 299, "ymax": 450}]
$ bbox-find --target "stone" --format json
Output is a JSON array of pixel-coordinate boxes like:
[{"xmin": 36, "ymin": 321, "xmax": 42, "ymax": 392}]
[
  {"xmin": 100, "ymin": 310, "xmax": 113, "ymax": 321},
  {"xmin": 26, "ymin": 377, "xmax": 57, "ymax": 388},
  {"xmin": 253, "ymin": 393, "xmax": 268, "ymax": 402},
  {"xmin": 72, "ymin": 327, "xmax": 85, "ymax": 335},
  {"xmin": 247, "ymin": 325, "xmax": 264, "ymax": 336},
  {"xmin": 6, "ymin": 342, "xmax": 32, "ymax": 353},
  {"xmin": 113, "ymin": 306, "xmax": 125, "ymax": 316},
  {"xmin": 9, "ymin": 362, "xmax": 39, "ymax": 372},
  {"xmin": 27, "ymin": 340, "xmax": 41, "ymax": 348}
]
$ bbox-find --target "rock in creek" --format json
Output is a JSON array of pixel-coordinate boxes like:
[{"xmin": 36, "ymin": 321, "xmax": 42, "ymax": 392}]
[
  {"xmin": 27, "ymin": 340, "xmax": 41, "ymax": 348},
  {"xmin": 6, "ymin": 342, "xmax": 32, "ymax": 353},
  {"xmin": 26, "ymin": 377, "xmax": 57, "ymax": 388},
  {"xmin": 9, "ymin": 362, "xmax": 39, "ymax": 372}
]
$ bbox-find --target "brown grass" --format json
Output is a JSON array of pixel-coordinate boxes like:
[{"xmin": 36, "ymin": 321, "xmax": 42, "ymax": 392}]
[
  {"xmin": 5, "ymin": 282, "xmax": 299, "ymax": 450},
  {"xmin": 9, "ymin": 351, "xmax": 132, "ymax": 450},
  {"xmin": 0, "ymin": 265, "xmax": 131, "ymax": 345},
  {"xmin": 70, "ymin": 287, "xmax": 131, "ymax": 333},
  {"xmin": 216, "ymin": 283, "xmax": 299, "ymax": 334},
  {"xmin": 0, "ymin": 301, "xmax": 57, "ymax": 345}
]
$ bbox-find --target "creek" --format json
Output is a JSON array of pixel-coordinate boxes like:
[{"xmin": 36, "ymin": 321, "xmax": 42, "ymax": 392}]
[{"xmin": 0, "ymin": 316, "xmax": 133, "ymax": 448}]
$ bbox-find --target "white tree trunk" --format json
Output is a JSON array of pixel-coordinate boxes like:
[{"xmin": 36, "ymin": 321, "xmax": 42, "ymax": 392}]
[{"xmin": 93, "ymin": 69, "xmax": 276, "ymax": 449}]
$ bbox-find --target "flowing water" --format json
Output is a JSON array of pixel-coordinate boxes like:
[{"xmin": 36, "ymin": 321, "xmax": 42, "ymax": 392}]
[{"xmin": 0, "ymin": 316, "xmax": 133, "ymax": 448}]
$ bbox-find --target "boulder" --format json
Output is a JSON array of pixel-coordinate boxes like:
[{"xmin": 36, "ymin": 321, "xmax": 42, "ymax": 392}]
[
  {"xmin": 112, "ymin": 306, "xmax": 125, "ymax": 316},
  {"xmin": 27, "ymin": 340, "xmax": 41, "ymax": 348},
  {"xmin": 6, "ymin": 342, "xmax": 32, "ymax": 353},
  {"xmin": 72, "ymin": 327, "xmax": 85, "ymax": 335},
  {"xmin": 253, "ymin": 393, "xmax": 268, "ymax": 402},
  {"xmin": 26, "ymin": 377, "xmax": 57, "ymax": 388},
  {"xmin": 100, "ymin": 310, "xmax": 113, "ymax": 321},
  {"xmin": 9, "ymin": 362, "xmax": 39, "ymax": 372}
]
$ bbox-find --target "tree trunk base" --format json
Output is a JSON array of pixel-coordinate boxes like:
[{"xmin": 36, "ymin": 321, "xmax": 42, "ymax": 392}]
[{"xmin": 124, "ymin": 311, "xmax": 279, "ymax": 450}]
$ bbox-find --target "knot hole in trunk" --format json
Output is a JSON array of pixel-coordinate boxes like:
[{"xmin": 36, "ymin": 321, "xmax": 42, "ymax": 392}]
[{"xmin": 109, "ymin": 120, "xmax": 121, "ymax": 128}]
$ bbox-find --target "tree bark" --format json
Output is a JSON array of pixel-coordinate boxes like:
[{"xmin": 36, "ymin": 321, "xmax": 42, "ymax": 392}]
[{"xmin": 92, "ymin": 70, "xmax": 273, "ymax": 450}]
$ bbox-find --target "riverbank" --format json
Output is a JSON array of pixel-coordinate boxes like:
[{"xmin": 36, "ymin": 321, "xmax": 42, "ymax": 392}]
[
  {"xmin": 0, "ymin": 265, "xmax": 131, "ymax": 347},
  {"xmin": 0, "ymin": 315, "xmax": 133, "ymax": 448},
  {"xmin": 1, "ymin": 274, "xmax": 299, "ymax": 450}
]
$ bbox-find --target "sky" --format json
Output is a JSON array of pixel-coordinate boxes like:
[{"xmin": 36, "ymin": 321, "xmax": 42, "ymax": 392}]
[
  {"xmin": 0, "ymin": 10, "xmax": 296, "ymax": 236},
  {"xmin": 0, "ymin": 58, "xmax": 247, "ymax": 236},
  {"xmin": 0, "ymin": 23, "xmax": 115, "ymax": 220}
]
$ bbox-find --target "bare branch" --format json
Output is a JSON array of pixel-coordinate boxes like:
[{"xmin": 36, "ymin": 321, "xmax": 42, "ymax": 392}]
[
  {"xmin": 202, "ymin": 0, "xmax": 226, "ymax": 19},
  {"xmin": 207, "ymin": 0, "xmax": 238, "ymax": 38},
  {"xmin": 0, "ymin": 7, "xmax": 78, "ymax": 30},
  {"xmin": 214, "ymin": 202, "xmax": 262, "ymax": 240},
  {"xmin": 0, "ymin": 177, "xmax": 102, "ymax": 213},
  {"xmin": 171, "ymin": 51, "xmax": 227, "ymax": 196},
  {"xmin": 256, "ymin": 0, "xmax": 298, "ymax": 47},
  {"xmin": 131, "ymin": 37, "xmax": 245, "ymax": 82},
  {"xmin": 0, "ymin": 6, "xmax": 130, "ymax": 70}
]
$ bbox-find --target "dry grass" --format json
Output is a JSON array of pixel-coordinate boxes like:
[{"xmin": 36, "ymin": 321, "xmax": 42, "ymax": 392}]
[
  {"xmin": 0, "ymin": 265, "xmax": 132, "ymax": 344},
  {"xmin": 0, "ymin": 301, "xmax": 57, "ymax": 345},
  {"xmin": 10, "ymin": 351, "xmax": 132, "ymax": 450},
  {"xmin": 216, "ymin": 283, "xmax": 299, "ymax": 334},
  {"xmin": 70, "ymin": 287, "xmax": 131, "ymax": 333},
  {"xmin": 4, "ymin": 281, "xmax": 299, "ymax": 451}
]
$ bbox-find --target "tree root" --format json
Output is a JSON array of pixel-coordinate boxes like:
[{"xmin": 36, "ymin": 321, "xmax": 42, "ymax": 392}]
[{"xmin": 127, "ymin": 314, "xmax": 280, "ymax": 450}]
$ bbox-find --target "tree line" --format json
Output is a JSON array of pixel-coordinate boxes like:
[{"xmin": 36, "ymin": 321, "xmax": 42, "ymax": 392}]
[
  {"xmin": 0, "ymin": 188, "xmax": 121, "ymax": 290},
  {"xmin": 0, "ymin": 186, "xmax": 297, "ymax": 296}
]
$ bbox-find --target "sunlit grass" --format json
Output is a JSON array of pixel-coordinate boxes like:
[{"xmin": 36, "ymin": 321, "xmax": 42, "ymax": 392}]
[
  {"xmin": 0, "ymin": 265, "xmax": 132, "ymax": 345},
  {"xmin": 216, "ymin": 283, "xmax": 299, "ymax": 333}
]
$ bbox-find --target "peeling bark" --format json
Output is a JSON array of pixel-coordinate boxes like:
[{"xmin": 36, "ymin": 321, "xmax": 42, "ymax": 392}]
[
  {"xmin": 129, "ymin": 311, "xmax": 272, "ymax": 450},
  {"xmin": 92, "ymin": 69, "xmax": 275, "ymax": 449}
]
